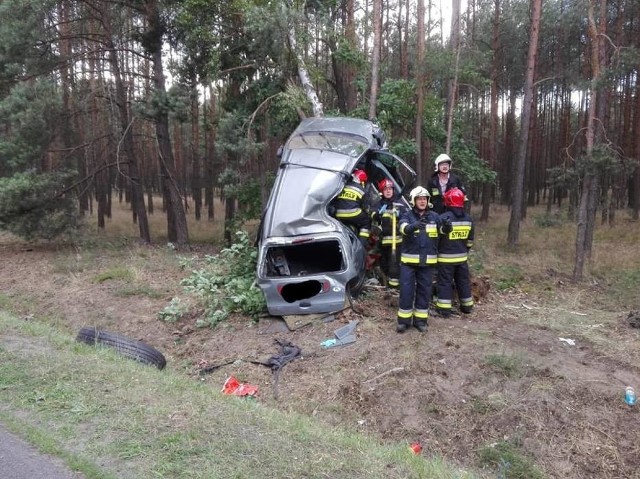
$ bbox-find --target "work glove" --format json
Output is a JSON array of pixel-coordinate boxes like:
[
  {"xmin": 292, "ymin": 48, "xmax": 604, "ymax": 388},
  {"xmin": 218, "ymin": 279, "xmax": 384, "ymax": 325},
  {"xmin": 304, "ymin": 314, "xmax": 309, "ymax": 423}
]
[
  {"xmin": 440, "ymin": 218, "xmax": 453, "ymax": 234},
  {"xmin": 404, "ymin": 222, "xmax": 422, "ymax": 234},
  {"xmin": 419, "ymin": 214, "xmax": 429, "ymax": 225}
]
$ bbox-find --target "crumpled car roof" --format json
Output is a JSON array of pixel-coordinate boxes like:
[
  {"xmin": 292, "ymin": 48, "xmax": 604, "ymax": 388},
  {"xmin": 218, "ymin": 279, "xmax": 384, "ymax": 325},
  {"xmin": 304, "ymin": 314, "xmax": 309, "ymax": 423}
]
[{"xmin": 261, "ymin": 117, "xmax": 382, "ymax": 239}]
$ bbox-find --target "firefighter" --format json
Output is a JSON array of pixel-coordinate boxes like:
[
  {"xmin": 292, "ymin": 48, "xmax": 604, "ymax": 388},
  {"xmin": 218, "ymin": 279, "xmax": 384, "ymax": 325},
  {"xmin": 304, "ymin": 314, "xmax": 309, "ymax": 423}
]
[
  {"xmin": 331, "ymin": 169, "xmax": 371, "ymax": 247},
  {"xmin": 435, "ymin": 187, "xmax": 475, "ymax": 317},
  {"xmin": 428, "ymin": 153, "xmax": 467, "ymax": 214},
  {"xmin": 371, "ymin": 179, "xmax": 405, "ymax": 288},
  {"xmin": 396, "ymin": 186, "xmax": 452, "ymax": 333}
]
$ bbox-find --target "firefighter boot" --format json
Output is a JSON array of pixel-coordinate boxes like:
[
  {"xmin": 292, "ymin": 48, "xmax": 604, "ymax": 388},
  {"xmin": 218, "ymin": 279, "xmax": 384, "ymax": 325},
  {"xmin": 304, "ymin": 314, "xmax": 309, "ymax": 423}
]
[
  {"xmin": 414, "ymin": 321, "xmax": 428, "ymax": 333},
  {"xmin": 396, "ymin": 322, "xmax": 410, "ymax": 333}
]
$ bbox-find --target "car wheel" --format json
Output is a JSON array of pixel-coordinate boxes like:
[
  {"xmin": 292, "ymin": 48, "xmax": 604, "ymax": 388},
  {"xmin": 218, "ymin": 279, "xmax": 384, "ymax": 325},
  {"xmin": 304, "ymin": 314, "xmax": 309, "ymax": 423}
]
[
  {"xmin": 347, "ymin": 272, "xmax": 366, "ymax": 298},
  {"xmin": 76, "ymin": 327, "xmax": 167, "ymax": 370}
]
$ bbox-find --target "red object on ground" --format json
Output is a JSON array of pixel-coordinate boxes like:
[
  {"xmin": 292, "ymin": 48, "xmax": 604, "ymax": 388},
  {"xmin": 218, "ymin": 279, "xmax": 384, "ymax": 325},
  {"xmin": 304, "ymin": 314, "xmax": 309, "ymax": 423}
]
[
  {"xmin": 222, "ymin": 375, "xmax": 258, "ymax": 397},
  {"xmin": 409, "ymin": 442, "xmax": 422, "ymax": 454}
]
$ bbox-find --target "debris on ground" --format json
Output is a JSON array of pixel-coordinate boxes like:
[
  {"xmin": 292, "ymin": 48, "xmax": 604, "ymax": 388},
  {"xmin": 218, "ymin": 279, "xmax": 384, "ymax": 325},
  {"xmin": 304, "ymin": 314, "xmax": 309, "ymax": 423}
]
[
  {"xmin": 321, "ymin": 320, "xmax": 358, "ymax": 348},
  {"xmin": 221, "ymin": 375, "xmax": 258, "ymax": 397}
]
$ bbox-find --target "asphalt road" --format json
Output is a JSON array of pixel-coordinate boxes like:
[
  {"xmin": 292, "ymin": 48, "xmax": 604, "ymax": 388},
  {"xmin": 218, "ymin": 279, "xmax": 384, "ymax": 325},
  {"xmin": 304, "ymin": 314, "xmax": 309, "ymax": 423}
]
[{"xmin": 0, "ymin": 424, "xmax": 84, "ymax": 479}]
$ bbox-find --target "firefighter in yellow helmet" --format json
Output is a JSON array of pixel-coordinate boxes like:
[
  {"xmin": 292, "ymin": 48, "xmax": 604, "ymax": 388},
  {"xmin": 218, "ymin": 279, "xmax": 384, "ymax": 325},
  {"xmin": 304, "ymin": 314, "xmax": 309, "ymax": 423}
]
[{"xmin": 396, "ymin": 186, "xmax": 452, "ymax": 333}]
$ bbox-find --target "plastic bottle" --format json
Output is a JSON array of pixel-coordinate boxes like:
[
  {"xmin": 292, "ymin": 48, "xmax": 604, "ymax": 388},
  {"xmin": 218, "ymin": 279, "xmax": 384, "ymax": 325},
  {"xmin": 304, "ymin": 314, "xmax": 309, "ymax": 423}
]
[{"xmin": 625, "ymin": 386, "xmax": 636, "ymax": 406}]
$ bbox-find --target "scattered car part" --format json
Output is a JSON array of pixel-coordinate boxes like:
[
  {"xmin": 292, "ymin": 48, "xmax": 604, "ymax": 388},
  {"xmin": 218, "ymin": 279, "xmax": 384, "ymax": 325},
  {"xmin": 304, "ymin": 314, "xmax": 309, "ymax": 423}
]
[{"xmin": 76, "ymin": 327, "xmax": 166, "ymax": 370}]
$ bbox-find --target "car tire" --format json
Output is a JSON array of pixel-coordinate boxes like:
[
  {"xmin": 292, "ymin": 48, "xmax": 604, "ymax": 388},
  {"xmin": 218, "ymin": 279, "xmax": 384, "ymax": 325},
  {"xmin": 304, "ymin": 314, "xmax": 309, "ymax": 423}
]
[
  {"xmin": 348, "ymin": 272, "xmax": 366, "ymax": 298},
  {"xmin": 76, "ymin": 327, "xmax": 167, "ymax": 370}
]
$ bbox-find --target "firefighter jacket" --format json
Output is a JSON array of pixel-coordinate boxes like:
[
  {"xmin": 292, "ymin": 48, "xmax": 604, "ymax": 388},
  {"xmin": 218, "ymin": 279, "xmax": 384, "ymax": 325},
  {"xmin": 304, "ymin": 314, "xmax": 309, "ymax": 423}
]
[
  {"xmin": 371, "ymin": 196, "xmax": 406, "ymax": 247},
  {"xmin": 427, "ymin": 172, "xmax": 467, "ymax": 214},
  {"xmin": 437, "ymin": 207, "xmax": 474, "ymax": 264},
  {"xmin": 332, "ymin": 179, "xmax": 371, "ymax": 237},
  {"xmin": 398, "ymin": 208, "xmax": 442, "ymax": 266}
]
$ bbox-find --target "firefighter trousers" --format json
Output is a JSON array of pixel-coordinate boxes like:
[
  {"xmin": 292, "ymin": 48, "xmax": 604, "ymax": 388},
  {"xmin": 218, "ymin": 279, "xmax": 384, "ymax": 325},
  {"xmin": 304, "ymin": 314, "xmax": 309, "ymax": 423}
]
[
  {"xmin": 379, "ymin": 245, "xmax": 401, "ymax": 288},
  {"xmin": 398, "ymin": 263, "xmax": 433, "ymax": 326},
  {"xmin": 435, "ymin": 262, "xmax": 474, "ymax": 312}
]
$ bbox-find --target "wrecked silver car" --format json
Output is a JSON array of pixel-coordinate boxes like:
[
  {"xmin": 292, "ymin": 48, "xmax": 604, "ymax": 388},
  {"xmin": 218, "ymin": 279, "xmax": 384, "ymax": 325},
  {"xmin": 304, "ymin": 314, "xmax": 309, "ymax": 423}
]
[{"xmin": 256, "ymin": 117, "xmax": 416, "ymax": 316}]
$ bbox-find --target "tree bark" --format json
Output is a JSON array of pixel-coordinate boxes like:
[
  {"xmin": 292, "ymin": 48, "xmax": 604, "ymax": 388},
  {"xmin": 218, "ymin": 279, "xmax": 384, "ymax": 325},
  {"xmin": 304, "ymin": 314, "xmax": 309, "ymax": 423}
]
[
  {"xmin": 415, "ymin": 0, "xmax": 425, "ymax": 182},
  {"xmin": 573, "ymin": 0, "xmax": 603, "ymax": 281},
  {"xmin": 507, "ymin": 0, "xmax": 541, "ymax": 246},
  {"xmin": 481, "ymin": 0, "xmax": 500, "ymax": 221},
  {"xmin": 369, "ymin": 0, "xmax": 382, "ymax": 120},
  {"xmin": 102, "ymin": 1, "xmax": 150, "ymax": 243},
  {"xmin": 144, "ymin": 0, "xmax": 189, "ymax": 247}
]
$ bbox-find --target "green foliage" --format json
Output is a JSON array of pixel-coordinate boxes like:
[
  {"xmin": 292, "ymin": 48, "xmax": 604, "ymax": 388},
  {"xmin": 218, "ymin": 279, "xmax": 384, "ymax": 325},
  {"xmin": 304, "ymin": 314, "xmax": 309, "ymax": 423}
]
[
  {"xmin": 0, "ymin": 80, "xmax": 62, "ymax": 173},
  {"xmin": 376, "ymin": 79, "xmax": 417, "ymax": 136},
  {"xmin": 333, "ymin": 39, "xmax": 366, "ymax": 68},
  {"xmin": 477, "ymin": 438, "xmax": 544, "ymax": 479},
  {"xmin": 389, "ymin": 138, "xmax": 417, "ymax": 161},
  {"xmin": 0, "ymin": 170, "xmax": 78, "ymax": 240},
  {"xmin": 177, "ymin": 231, "xmax": 266, "ymax": 327},
  {"xmin": 158, "ymin": 297, "xmax": 188, "ymax": 323},
  {"xmin": 494, "ymin": 265, "xmax": 523, "ymax": 291}
]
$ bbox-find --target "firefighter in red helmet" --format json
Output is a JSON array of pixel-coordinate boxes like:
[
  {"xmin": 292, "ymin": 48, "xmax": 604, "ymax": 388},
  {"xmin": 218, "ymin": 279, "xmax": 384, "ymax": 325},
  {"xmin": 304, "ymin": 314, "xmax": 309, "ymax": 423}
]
[
  {"xmin": 435, "ymin": 187, "xmax": 475, "ymax": 317},
  {"xmin": 371, "ymin": 178, "xmax": 406, "ymax": 288},
  {"xmin": 331, "ymin": 169, "xmax": 371, "ymax": 247}
]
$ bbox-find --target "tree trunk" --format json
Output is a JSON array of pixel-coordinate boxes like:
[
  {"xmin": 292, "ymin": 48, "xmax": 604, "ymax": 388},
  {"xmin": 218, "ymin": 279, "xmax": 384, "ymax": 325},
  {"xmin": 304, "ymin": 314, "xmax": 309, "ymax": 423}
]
[
  {"xmin": 287, "ymin": 5, "xmax": 323, "ymax": 118},
  {"xmin": 481, "ymin": 0, "xmax": 500, "ymax": 221},
  {"xmin": 507, "ymin": 0, "xmax": 541, "ymax": 246},
  {"xmin": 144, "ymin": 0, "xmax": 189, "ymax": 247},
  {"xmin": 632, "ymin": 79, "xmax": 640, "ymax": 220},
  {"xmin": 573, "ymin": 0, "xmax": 603, "ymax": 281},
  {"xmin": 191, "ymin": 85, "xmax": 202, "ymax": 221},
  {"xmin": 445, "ymin": 0, "xmax": 461, "ymax": 154},
  {"xmin": 415, "ymin": 0, "xmax": 425, "ymax": 182},
  {"xmin": 103, "ymin": 2, "xmax": 150, "ymax": 243},
  {"xmin": 369, "ymin": 0, "xmax": 382, "ymax": 120}
]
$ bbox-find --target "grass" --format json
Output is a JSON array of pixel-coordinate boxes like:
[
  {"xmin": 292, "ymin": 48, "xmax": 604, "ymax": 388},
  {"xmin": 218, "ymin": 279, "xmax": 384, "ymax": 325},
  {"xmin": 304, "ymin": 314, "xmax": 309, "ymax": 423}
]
[
  {"xmin": 0, "ymin": 310, "xmax": 477, "ymax": 479},
  {"xmin": 483, "ymin": 352, "xmax": 527, "ymax": 378},
  {"xmin": 477, "ymin": 439, "xmax": 544, "ymax": 479}
]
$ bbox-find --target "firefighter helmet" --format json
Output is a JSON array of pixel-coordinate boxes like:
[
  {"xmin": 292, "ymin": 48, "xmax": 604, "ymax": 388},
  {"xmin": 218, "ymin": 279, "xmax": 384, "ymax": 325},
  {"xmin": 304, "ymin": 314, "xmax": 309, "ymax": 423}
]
[
  {"xmin": 377, "ymin": 178, "xmax": 394, "ymax": 191},
  {"xmin": 444, "ymin": 187, "xmax": 465, "ymax": 208},
  {"xmin": 352, "ymin": 169, "xmax": 368, "ymax": 184},
  {"xmin": 409, "ymin": 186, "xmax": 430, "ymax": 206},
  {"xmin": 434, "ymin": 153, "xmax": 452, "ymax": 172}
]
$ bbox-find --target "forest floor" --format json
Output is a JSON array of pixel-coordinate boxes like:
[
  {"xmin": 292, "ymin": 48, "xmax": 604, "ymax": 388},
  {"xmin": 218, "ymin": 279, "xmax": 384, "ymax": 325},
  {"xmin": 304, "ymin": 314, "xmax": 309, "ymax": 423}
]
[{"xmin": 1, "ymin": 214, "xmax": 640, "ymax": 478}]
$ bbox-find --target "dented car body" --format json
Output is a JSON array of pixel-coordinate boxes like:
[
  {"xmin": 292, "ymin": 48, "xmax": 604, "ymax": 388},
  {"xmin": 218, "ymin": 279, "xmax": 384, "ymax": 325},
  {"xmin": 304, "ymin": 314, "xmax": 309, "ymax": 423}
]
[{"xmin": 256, "ymin": 117, "xmax": 416, "ymax": 316}]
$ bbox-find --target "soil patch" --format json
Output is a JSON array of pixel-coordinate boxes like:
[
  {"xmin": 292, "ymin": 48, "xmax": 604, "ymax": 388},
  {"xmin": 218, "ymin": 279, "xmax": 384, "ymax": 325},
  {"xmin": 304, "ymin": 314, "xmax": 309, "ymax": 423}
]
[{"xmin": 1, "ymin": 241, "xmax": 639, "ymax": 478}]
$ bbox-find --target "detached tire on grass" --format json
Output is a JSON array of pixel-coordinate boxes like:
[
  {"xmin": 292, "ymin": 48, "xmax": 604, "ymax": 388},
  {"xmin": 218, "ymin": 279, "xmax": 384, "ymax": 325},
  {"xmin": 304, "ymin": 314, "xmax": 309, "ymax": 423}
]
[{"xmin": 76, "ymin": 327, "xmax": 167, "ymax": 370}]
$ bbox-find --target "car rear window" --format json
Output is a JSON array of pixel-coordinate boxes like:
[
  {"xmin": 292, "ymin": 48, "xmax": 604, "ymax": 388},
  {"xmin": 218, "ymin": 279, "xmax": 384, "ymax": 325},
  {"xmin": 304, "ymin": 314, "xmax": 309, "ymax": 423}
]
[{"xmin": 287, "ymin": 132, "xmax": 369, "ymax": 157}]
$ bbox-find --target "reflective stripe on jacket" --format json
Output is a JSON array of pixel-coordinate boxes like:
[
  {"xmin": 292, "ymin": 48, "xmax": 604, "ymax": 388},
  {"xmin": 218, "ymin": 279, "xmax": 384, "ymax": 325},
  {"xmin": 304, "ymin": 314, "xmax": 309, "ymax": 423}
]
[
  {"xmin": 437, "ymin": 209, "xmax": 474, "ymax": 263},
  {"xmin": 399, "ymin": 208, "xmax": 440, "ymax": 266}
]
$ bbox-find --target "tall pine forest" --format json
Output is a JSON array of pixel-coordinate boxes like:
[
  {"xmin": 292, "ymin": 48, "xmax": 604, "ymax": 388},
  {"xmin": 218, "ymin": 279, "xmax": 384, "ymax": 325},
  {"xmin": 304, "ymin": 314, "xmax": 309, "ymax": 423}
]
[{"xmin": 0, "ymin": 0, "xmax": 639, "ymax": 273}]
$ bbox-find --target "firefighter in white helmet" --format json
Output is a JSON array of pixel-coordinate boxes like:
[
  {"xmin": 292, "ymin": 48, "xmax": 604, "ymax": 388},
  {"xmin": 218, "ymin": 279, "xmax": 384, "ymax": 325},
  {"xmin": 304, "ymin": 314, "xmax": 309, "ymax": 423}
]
[
  {"xmin": 428, "ymin": 153, "xmax": 467, "ymax": 214},
  {"xmin": 396, "ymin": 186, "xmax": 452, "ymax": 333}
]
